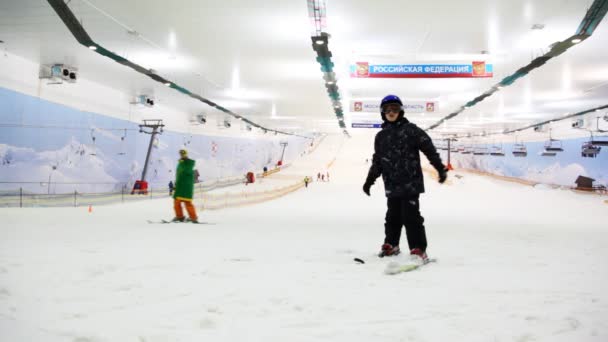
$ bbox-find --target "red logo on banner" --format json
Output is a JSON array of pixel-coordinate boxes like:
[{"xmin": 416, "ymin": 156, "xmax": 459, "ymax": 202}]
[
  {"xmin": 426, "ymin": 102, "xmax": 435, "ymax": 112},
  {"xmin": 356, "ymin": 62, "xmax": 369, "ymax": 77},
  {"xmin": 472, "ymin": 61, "xmax": 486, "ymax": 77},
  {"xmin": 354, "ymin": 102, "xmax": 363, "ymax": 111}
]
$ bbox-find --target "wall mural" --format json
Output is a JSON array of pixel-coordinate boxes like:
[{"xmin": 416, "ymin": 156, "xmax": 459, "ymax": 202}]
[
  {"xmin": 0, "ymin": 87, "xmax": 309, "ymax": 194},
  {"xmin": 437, "ymin": 137, "xmax": 608, "ymax": 189}
]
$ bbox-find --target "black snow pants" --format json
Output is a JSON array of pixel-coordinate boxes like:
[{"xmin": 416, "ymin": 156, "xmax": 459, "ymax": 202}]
[{"xmin": 384, "ymin": 195, "xmax": 427, "ymax": 251}]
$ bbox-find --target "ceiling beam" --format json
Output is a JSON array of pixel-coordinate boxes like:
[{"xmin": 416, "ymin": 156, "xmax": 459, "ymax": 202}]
[
  {"xmin": 46, "ymin": 0, "xmax": 312, "ymax": 139},
  {"xmin": 426, "ymin": 0, "xmax": 608, "ymax": 132}
]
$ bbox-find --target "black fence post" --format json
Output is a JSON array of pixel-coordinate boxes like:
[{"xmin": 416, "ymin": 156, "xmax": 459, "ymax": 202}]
[
  {"xmin": 20, "ymin": 187, "xmax": 23, "ymax": 208},
  {"xmin": 122, "ymin": 185, "xmax": 125, "ymax": 203},
  {"xmin": 74, "ymin": 190, "xmax": 77, "ymax": 207}
]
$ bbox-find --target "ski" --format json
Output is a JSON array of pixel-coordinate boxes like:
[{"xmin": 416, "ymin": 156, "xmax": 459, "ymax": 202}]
[
  {"xmin": 384, "ymin": 258, "xmax": 437, "ymax": 275},
  {"xmin": 147, "ymin": 219, "xmax": 215, "ymax": 225}
]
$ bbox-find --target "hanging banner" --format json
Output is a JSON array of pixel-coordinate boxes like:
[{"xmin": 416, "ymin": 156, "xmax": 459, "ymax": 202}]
[
  {"xmin": 350, "ymin": 100, "xmax": 437, "ymax": 113},
  {"xmin": 350, "ymin": 61, "xmax": 493, "ymax": 78}
]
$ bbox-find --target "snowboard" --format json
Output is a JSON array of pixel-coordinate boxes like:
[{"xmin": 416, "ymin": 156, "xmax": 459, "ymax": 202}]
[{"xmin": 384, "ymin": 257, "xmax": 437, "ymax": 275}]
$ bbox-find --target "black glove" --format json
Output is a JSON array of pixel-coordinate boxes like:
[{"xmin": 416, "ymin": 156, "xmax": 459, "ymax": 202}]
[
  {"xmin": 438, "ymin": 167, "xmax": 448, "ymax": 184},
  {"xmin": 362, "ymin": 182, "xmax": 372, "ymax": 196}
]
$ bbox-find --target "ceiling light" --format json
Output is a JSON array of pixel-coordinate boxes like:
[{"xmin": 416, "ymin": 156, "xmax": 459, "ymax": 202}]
[
  {"xmin": 571, "ymin": 38, "xmax": 582, "ymax": 44},
  {"xmin": 88, "ymin": 45, "xmax": 97, "ymax": 50}
]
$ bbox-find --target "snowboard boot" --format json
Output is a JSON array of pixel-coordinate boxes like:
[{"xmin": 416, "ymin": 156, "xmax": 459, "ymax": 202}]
[
  {"xmin": 186, "ymin": 217, "xmax": 198, "ymax": 223},
  {"xmin": 378, "ymin": 243, "xmax": 401, "ymax": 257},
  {"xmin": 171, "ymin": 217, "xmax": 185, "ymax": 222},
  {"xmin": 410, "ymin": 248, "xmax": 428, "ymax": 261}
]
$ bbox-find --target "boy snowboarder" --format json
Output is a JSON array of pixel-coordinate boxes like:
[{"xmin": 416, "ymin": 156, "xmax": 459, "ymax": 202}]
[{"xmin": 363, "ymin": 95, "xmax": 448, "ymax": 260}]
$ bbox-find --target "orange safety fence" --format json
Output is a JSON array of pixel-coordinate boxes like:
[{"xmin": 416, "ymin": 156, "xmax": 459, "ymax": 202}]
[
  {"xmin": 201, "ymin": 179, "xmax": 306, "ymax": 210},
  {"xmin": 454, "ymin": 168, "xmax": 537, "ymax": 187},
  {"xmin": 421, "ymin": 166, "xmax": 454, "ymax": 185}
]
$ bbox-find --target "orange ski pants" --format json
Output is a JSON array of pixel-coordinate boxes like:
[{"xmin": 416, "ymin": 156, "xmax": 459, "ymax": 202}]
[{"xmin": 174, "ymin": 198, "xmax": 198, "ymax": 220}]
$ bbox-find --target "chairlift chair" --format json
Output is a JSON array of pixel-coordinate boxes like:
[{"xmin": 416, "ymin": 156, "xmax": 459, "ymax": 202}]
[
  {"xmin": 117, "ymin": 129, "xmax": 127, "ymax": 155},
  {"xmin": 490, "ymin": 144, "xmax": 505, "ymax": 156},
  {"xmin": 544, "ymin": 129, "xmax": 564, "ymax": 152},
  {"xmin": 512, "ymin": 143, "xmax": 527, "ymax": 157},
  {"xmin": 473, "ymin": 146, "xmax": 489, "ymax": 155},
  {"xmin": 589, "ymin": 116, "xmax": 608, "ymax": 146},
  {"xmin": 89, "ymin": 129, "xmax": 97, "ymax": 156},
  {"xmin": 581, "ymin": 141, "xmax": 601, "ymax": 158},
  {"xmin": 589, "ymin": 137, "xmax": 608, "ymax": 146},
  {"xmin": 544, "ymin": 139, "xmax": 563, "ymax": 152},
  {"xmin": 541, "ymin": 149, "xmax": 557, "ymax": 157}
]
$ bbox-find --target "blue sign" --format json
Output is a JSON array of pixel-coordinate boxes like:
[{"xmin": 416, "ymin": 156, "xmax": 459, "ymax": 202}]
[
  {"xmin": 350, "ymin": 61, "xmax": 493, "ymax": 78},
  {"xmin": 352, "ymin": 123, "xmax": 382, "ymax": 128}
]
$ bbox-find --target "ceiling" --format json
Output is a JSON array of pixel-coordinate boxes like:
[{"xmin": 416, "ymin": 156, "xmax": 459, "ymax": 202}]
[{"xmin": 0, "ymin": 0, "xmax": 606, "ymax": 135}]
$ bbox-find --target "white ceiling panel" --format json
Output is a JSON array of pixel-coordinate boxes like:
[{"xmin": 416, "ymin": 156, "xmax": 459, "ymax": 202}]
[{"xmin": 0, "ymin": 0, "xmax": 605, "ymax": 134}]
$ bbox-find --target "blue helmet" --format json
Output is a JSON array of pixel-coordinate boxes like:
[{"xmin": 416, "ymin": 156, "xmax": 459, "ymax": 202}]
[
  {"xmin": 380, "ymin": 95, "xmax": 403, "ymax": 110},
  {"xmin": 380, "ymin": 95, "xmax": 404, "ymax": 121}
]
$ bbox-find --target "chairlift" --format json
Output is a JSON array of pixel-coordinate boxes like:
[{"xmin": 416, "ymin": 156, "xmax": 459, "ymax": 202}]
[
  {"xmin": 90, "ymin": 129, "xmax": 97, "ymax": 156},
  {"xmin": 590, "ymin": 138, "xmax": 608, "ymax": 146},
  {"xmin": 581, "ymin": 141, "xmax": 601, "ymax": 158},
  {"xmin": 461, "ymin": 145, "xmax": 473, "ymax": 154},
  {"xmin": 473, "ymin": 146, "xmax": 489, "ymax": 155},
  {"xmin": 490, "ymin": 144, "xmax": 505, "ymax": 156},
  {"xmin": 512, "ymin": 143, "xmax": 527, "ymax": 157},
  {"xmin": 589, "ymin": 116, "xmax": 608, "ymax": 146},
  {"xmin": 117, "ymin": 129, "xmax": 127, "ymax": 155},
  {"xmin": 541, "ymin": 149, "xmax": 557, "ymax": 157},
  {"xmin": 544, "ymin": 130, "xmax": 563, "ymax": 152}
]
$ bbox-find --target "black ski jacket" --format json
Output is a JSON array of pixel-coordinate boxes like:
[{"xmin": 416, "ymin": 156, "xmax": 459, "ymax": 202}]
[{"xmin": 365, "ymin": 117, "xmax": 445, "ymax": 198}]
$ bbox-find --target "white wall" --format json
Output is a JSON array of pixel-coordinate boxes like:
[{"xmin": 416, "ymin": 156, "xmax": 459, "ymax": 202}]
[{"xmin": 0, "ymin": 51, "xmax": 273, "ymax": 139}]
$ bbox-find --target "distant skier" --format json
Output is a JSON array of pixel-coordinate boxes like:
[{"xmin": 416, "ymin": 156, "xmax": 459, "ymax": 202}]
[
  {"xmin": 194, "ymin": 169, "xmax": 201, "ymax": 183},
  {"xmin": 168, "ymin": 180, "xmax": 174, "ymax": 196},
  {"xmin": 172, "ymin": 149, "xmax": 198, "ymax": 223},
  {"xmin": 362, "ymin": 95, "xmax": 448, "ymax": 260},
  {"xmin": 304, "ymin": 176, "xmax": 310, "ymax": 188}
]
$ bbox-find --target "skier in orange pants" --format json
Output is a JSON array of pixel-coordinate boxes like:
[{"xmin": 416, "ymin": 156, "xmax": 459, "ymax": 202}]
[{"xmin": 172, "ymin": 149, "xmax": 198, "ymax": 223}]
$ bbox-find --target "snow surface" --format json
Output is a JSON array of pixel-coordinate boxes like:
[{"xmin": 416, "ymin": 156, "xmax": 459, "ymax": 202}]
[{"xmin": 1, "ymin": 134, "xmax": 608, "ymax": 342}]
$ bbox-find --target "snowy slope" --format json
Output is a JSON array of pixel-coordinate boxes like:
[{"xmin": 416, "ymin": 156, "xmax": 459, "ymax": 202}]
[{"xmin": 1, "ymin": 134, "xmax": 607, "ymax": 342}]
